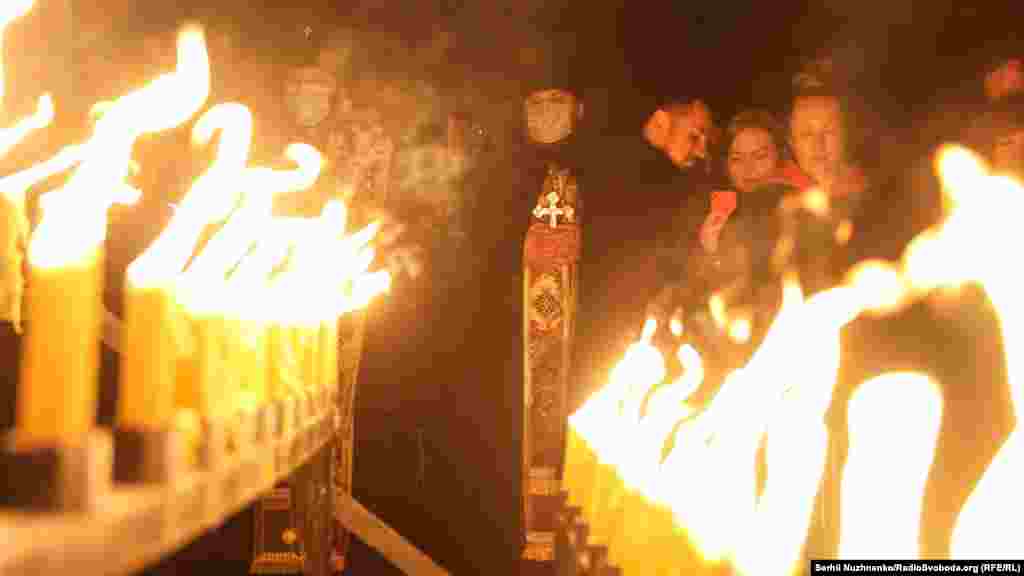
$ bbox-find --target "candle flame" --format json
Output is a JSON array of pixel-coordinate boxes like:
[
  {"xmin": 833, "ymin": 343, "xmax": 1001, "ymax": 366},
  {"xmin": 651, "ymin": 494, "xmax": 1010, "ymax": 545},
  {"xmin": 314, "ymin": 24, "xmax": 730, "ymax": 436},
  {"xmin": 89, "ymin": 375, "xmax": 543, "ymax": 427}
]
[
  {"xmin": 179, "ymin": 143, "xmax": 323, "ymax": 296},
  {"xmin": 568, "ymin": 149, "xmax": 1024, "ymax": 572},
  {"xmin": 839, "ymin": 373, "xmax": 943, "ymax": 559},
  {"xmin": 128, "ymin": 102, "xmax": 254, "ymax": 288},
  {"xmin": 0, "ymin": 93, "xmax": 53, "ymax": 157},
  {"xmin": 30, "ymin": 25, "xmax": 211, "ymax": 269},
  {"xmin": 669, "ymin": 310, "xmax": 684, "ymax": 337}
]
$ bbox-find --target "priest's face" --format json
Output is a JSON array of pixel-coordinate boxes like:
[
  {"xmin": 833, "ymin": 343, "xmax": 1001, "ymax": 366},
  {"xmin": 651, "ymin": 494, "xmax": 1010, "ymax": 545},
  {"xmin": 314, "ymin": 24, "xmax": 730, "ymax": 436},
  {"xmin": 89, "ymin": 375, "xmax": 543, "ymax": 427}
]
[
  {"xmin": 665, "ymin": 102, "xmax": 711, "ymax": 169},
  {"xmin": 993, "ymin": 128, "xmax": 1024, "ymax": 176},
  {"xmin": 789, "ymin": 96, "xmax": 844, "ymax": 188},
  {"xmin": 727, "ymin": 127, "xmax": 779, "ymax": 194},
  {"xmin": 524, "ymin": 89, "xmax": 579, "ymax": 145}
]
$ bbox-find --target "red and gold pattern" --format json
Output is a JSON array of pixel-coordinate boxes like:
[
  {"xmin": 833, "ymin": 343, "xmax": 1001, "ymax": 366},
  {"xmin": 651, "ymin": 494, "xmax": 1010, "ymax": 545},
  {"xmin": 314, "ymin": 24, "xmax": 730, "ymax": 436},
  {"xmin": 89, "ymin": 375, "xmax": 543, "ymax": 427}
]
[{"xmin": 522, "ymin": 165, "xmax": 581, "ymax": 564}]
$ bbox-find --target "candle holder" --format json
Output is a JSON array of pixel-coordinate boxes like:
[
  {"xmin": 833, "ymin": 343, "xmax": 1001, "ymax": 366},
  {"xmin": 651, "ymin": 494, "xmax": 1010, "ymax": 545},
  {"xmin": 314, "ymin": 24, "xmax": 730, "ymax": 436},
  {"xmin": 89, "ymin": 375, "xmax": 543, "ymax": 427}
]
[
  {"xmin": 276, "ymin": 395, "xmax": 295, "ymax": 439},
  {"xmin": 308, "ymin": 387, "xmax": 325, "ymax": 443},
  {"xmin": 0, "ymin": 429, "xmax": 111, "ymax": 513},
  {"xmin": 200, "ymin": 418, "xmax": 243, "ymax": 517},
  {"xmin": 255, "ymin": 402, "xmax": 277, "ymax": 446},
  {"xmin": 584, "ymin": 545, "xmax": 608, "ymax": 575},
  {"xmin": 254, "ymin": 402, "xmax": 278, "ymax": 488},
  {"xmin": 549, "ymin": 489, "xmax": 626, "ymax": 576},
  {"xmin": 290, "ymin": 392, "xmax": 311, "ymax": 468},
  {"xmin": 557, "ymin": 502, "xmax": 581, "ymax": 576},
  {"xmin": 198, "ymin": 418, "xmax": 229, "ymax": 470},
  {"xmin": 275, "ymin": 396, "xmax": 297, "ymax": 474},
  {"xmin": 234, "ymin": 408, "xmax": 266, "ymax": 502},
  {"xmin": 113, "ymin": 426, "xmax": 184, "ymax": 484}
]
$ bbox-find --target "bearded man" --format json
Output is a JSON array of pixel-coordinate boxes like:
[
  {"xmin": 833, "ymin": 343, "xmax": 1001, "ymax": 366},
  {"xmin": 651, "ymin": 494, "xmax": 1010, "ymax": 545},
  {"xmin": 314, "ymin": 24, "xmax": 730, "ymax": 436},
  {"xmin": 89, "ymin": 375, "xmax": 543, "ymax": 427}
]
[{"xmin": 573, "ymin": 97, "xmax": 718, "ymax": 405}]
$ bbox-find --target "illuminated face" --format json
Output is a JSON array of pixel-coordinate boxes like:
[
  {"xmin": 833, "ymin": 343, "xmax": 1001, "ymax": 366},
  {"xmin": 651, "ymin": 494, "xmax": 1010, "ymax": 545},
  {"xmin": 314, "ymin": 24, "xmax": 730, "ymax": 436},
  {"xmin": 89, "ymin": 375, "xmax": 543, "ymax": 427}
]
[
  {"xmin": 660, "ymin": 101, "xmax": 712, "ymax": 169},
  {"xmin": 993, "ymin": 128, "xmax": 1024, "ymax": 176},
  {"xmin": 790, "ymin": 96, "xmax": 844, "ymax": 188},
  {"xmin": 285, "ymin": 67, "xmax": 335, "ymax": 128},
  {"xmin": 727, "ymin": 127, "xmax": 780, "ymax": 194},
  {"xmin": 525, "ymin": 89, "xmax": 580, "ymax": 144}
]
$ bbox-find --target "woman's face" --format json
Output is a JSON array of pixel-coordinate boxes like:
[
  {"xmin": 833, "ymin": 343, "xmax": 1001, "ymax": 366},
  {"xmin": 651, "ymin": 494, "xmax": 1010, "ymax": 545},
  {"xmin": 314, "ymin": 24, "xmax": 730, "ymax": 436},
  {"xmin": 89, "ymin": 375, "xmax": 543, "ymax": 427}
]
[
  {"xmin": 727, "ymin": 127, "xmax": 780, "ymax": 193},
  {"xmin": 993, "ymin": 128, "xmax": 1024, "ymax": 176},
  {"xmin": 789, "ymin": 96, "xmax": 844, "ymax": 188}
]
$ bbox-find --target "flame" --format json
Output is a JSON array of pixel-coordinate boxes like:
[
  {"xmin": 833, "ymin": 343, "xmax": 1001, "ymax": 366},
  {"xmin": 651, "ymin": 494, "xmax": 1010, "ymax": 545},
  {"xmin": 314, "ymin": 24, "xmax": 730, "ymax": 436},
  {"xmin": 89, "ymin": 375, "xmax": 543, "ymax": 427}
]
[
  {"xmin": 565, "ymin": 145, "xmax": 1024, "ymax": 573},
  {"xmin": 839, "ymin": 373, "xmax": 943, "ymax": 559},
  {"xmin": 29, "ymin": 25, "xmax": 211, "ymax": 269},
  {"xmin": 661, "ymin": 281, "xmax": 855, "ymax": 567},
  {"xmin": 0, "ymin": 94, "xmax": 53, "ymax": 157},
  {"xmin": 709, "ymin": 291, "xmax": 728, "ymax": 331},
  {"xmin": 128, "ymin": 102, "xmax": 254, "ymax": 289},
  {"xmin": 800, "ymin": 187, "xmax": 830, "ymax": 217},
  {"xmin": 727, "ymin": 315, "xmax": 751, "ymax": 343},
  {"xmin": 669, "ymin": 310, "xmax": 684, "ymax": 337},
  {"xmin": 942, "ymin": 151, "xmax": 1024, "ymax": 559},
  {"xmin": 177, "ymin": 143, "xmax": 322, "ymax": 300}
]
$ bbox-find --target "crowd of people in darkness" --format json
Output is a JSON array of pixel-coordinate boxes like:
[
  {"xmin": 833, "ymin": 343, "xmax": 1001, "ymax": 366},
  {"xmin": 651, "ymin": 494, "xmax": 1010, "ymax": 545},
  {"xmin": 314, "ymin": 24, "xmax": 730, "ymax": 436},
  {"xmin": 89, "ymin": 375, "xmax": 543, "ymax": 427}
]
[
  {"xmin": 570, "ymin": 53, "xmax": 1024, "ymax": 562},
  {"xmin": 1, "ymin": 5, "xmax": 1023, "ymax": 573}
]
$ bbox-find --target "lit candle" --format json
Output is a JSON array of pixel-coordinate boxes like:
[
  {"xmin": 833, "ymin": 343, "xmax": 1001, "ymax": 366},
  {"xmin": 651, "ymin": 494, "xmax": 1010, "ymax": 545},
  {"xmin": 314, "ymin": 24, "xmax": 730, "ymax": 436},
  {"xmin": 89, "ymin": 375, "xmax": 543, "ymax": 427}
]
[
  {"xmin": 118, "ymin": 285, "xmax": 180, "ymax": 429},
  {"xmin": 175, "ymin": 311, "xmax": 200, "ymax": 412},
  {"xmin": 607, "ymin": 486, "xmax": 644, "ymax": 571},
  {"xmin": 561, "ymin": 418, "xmax": 592, "ymax": 509},
  {"xmin": 0, "ymin": 141, "xmax": 82, "ymax": 334},
  {"xmin": 222, "ymin": 312, "xmax": 245, "ymax": 416},
  {"xmin": 19, "ymin": 231, "xmax": 103, "ymax": 443},
  {"xmin": 268, "ymin": 320, "xmax": 302, "ymax": 399},
  {"xmin": 109, "ymin": 28, "xmax": 214, "ymax": 432},
  {"xmin": 237, "ymin": 316, "xmax": 268, "ymax": 407},
  {"xmin": 320, "ymin": 316, "xmax": 338, "ymax": 391},
  {"xmin": 300, "ymin": 321, "xmax": 319, "ymax": 390},
  {"xmin": 180, "ymin": 290, "xmax": 232, "ymax": 421},
  {"xmin": 589, "ymin": 320, "xmax": 665, "ymax": 545},
  {"xmin": 839, "ymin": 373, "xmax": 942, "ymax": 559},
  {"xmin": 648, "ymin": 502, "xmax": 681, "ymax": 576}
]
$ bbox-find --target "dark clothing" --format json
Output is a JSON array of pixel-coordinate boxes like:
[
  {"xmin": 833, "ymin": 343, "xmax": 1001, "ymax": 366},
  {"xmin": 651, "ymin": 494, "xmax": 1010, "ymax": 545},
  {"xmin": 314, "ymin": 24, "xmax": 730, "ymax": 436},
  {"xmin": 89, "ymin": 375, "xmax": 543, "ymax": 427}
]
[
  {"xmin": 349, "ymin": 134, "xmax": 529, "ymax": 576},
  {"xmin": 572, "ymin": 137, "xmax": 711, "ymax": 404},
  {"xmin": 0, "ymin": 322, "xmax": 19, "ymax": 431}
]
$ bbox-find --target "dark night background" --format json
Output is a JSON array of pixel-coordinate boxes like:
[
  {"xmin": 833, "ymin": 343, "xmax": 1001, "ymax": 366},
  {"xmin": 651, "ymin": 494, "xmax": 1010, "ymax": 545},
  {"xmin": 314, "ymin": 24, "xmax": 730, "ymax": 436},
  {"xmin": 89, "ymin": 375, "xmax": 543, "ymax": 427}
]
[{"xmin": 2, "ymin": 1, "xmax": 1023, "ymax": 575}]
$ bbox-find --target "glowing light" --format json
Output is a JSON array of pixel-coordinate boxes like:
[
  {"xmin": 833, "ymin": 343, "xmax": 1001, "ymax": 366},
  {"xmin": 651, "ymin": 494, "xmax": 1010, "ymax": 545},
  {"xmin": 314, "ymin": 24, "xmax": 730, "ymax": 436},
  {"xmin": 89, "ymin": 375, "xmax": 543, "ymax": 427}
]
[{"xmin": 839, "ymin": 373, "xmax": 943, "ymax": 559}]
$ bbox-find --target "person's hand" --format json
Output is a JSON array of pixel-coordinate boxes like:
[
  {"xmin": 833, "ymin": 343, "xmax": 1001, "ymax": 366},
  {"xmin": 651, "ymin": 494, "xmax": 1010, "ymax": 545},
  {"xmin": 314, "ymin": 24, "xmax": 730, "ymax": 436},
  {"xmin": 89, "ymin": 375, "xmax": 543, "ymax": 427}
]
[{"xmin": 986, "ymin": 58, "xmax": 1024, "ymax": 102}]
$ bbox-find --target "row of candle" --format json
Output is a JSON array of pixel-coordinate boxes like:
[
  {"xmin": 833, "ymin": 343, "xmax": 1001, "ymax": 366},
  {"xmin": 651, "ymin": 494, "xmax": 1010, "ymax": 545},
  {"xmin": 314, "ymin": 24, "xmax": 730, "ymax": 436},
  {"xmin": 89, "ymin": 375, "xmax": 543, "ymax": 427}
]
[
  {"xmin": 561, "ymin": 318, "xmax": 709, "ymax": 576},
  {"xmin": 1, "ymin": 20, "xmax": 389, "ymax": 457},
  {"xmin": 562, "ymin": 283, "xmax": 936, "ymax": 574},
  {"xmin": 563, "ymin": 146, "xmax": 1024, "ymax": 575}
]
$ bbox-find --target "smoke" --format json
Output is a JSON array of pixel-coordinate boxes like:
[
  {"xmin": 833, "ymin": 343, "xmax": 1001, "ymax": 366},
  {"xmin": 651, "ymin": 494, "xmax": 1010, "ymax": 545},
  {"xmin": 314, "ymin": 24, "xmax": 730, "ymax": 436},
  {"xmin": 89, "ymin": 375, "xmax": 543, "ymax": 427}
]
[{"xmin": 392, "ymin": 143, "xmax": 471, "ymax": 213}]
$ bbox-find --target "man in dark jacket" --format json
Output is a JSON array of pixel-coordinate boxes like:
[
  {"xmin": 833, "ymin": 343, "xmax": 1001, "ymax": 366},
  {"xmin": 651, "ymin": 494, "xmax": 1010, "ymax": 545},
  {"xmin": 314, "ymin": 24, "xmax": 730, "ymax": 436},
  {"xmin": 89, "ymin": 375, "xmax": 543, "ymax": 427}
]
[{"xmin": 572, "ymin": 97, "xmax": 716, "ymax": 404}]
